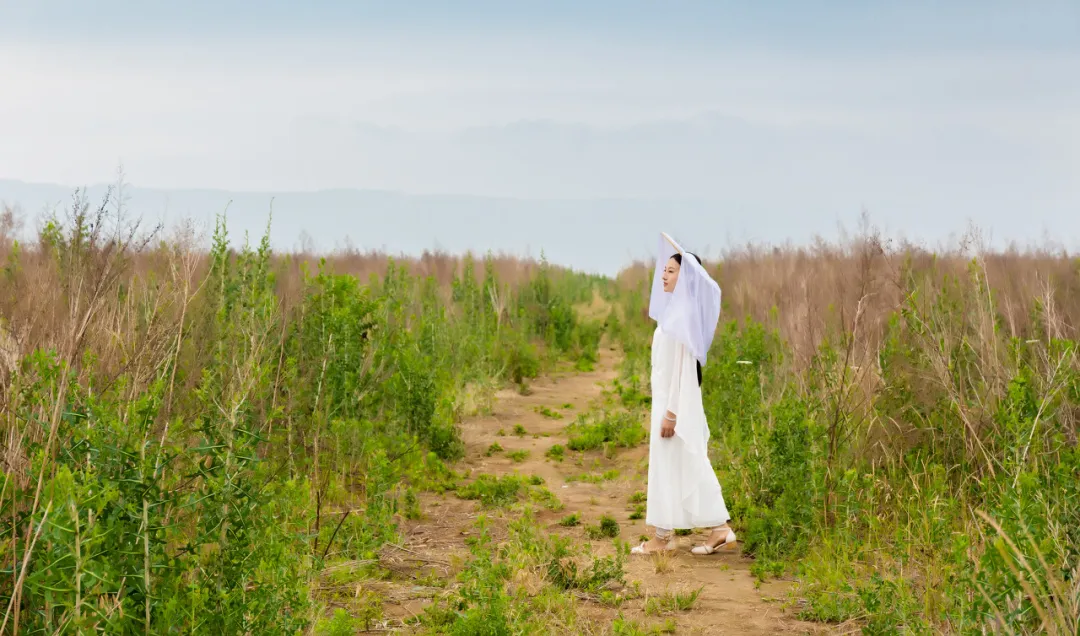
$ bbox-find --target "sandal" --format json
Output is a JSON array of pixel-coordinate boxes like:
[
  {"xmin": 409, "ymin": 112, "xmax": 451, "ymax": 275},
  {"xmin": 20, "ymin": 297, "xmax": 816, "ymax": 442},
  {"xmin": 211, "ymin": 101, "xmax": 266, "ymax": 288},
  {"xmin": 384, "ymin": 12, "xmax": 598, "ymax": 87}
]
[
  {"xmin": 690, "ymin": 527, "xmax": 737, "ymax": 555},
  {"xmin": 631, "ymin": 536, "xmax": 676, "ymax": 555}
]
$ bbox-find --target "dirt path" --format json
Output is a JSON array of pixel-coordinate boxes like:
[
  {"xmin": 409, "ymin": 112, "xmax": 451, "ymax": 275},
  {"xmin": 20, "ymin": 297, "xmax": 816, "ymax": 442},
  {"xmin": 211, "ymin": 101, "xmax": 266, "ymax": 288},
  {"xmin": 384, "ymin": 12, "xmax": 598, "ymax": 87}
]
[{"xmin": 377, "ymin": 345, "xmax": 831, "ymax": 635}]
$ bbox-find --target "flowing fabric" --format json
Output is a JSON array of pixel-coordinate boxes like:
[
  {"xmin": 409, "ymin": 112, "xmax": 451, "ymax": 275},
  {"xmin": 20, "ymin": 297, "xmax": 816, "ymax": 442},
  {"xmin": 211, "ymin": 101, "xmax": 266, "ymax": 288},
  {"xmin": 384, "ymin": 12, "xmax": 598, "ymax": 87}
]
[
  {"xmin": 647, "ymin": 233, "xmax": 721, "ymax": 368},
  {"xmin": 645, "ymin": 323, "xmax": 730, "ymax": 530}
]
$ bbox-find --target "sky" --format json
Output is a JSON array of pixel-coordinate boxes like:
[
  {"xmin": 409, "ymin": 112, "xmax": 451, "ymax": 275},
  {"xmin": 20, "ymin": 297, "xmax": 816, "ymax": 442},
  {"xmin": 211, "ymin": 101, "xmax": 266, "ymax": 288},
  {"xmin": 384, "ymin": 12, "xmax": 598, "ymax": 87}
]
[{"xmin": 1, "ymin": 1, "xmax": 1078, "ymax": 268}]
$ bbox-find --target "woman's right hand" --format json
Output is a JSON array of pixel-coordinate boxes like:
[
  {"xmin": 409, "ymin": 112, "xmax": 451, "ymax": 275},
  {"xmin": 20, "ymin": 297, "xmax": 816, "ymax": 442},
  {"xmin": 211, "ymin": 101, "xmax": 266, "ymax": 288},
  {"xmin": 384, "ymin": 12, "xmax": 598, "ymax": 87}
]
[{"xmin": 661, "ymin": 412, "xmax": 676, "ymax": 438}]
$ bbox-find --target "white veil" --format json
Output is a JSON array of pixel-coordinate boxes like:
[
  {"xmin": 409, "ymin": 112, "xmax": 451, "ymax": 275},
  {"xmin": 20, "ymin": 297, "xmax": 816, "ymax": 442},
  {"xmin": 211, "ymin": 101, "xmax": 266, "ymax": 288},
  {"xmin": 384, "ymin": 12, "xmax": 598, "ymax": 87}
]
[{"xmin": 647, "ymin": 233, "xmax": 721, "ymax": 367}]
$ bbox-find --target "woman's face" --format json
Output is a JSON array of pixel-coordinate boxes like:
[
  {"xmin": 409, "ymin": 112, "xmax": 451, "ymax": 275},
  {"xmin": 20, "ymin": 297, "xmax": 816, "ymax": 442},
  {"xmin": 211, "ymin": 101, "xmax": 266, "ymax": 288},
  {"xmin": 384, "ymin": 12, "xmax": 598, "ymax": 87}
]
[{"xmin": 662, "ymin": 257, "xmax": 680, "ymax": 293}]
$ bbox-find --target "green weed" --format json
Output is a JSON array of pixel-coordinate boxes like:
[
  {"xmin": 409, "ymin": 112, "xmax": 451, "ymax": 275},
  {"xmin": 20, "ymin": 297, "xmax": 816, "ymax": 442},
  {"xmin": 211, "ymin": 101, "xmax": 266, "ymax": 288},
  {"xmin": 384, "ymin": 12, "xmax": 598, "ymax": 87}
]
[
  {"xmin": 566, "ymin": 410, "xmax": 647, "ymax": 451},
  {"xmin": 529, "ymin": 486, "xmax": 564, "ymax": 512},
  {"xmin": 567, "ymin": 469, "xmax": 620, "ymax": 485},
  {"xmin": 315, "ymin": 609, "xmax": 360, "ymax": 636},
  {"xmin": 535, "ymin": 405, "xmax": 564, "ymax": 419},
  {"xmin": 456, "ymin": 474, "xmax": 526, "ymax": 508},
  {"xmin": 643, "ymin": 587, "xmax": 703, "ymax": 615},
  {"xmin": 586, "ymin": 515, "xmax": 621, "ymax": 540},
  {"xmin": 545, "ymin": 444, "xmax": 566, "ymax": 462}
]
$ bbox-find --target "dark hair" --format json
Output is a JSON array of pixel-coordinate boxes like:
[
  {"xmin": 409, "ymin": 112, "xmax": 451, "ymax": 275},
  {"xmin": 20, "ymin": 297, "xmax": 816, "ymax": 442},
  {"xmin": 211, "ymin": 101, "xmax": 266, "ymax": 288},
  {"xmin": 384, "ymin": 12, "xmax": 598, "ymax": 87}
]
[
  {"xmin": 668, "ymin": 252, "xmax": 704, "ymax": 387},
  {"xmin": 669, "ymin": 252, "xmax": 702, "ymax": 268}
]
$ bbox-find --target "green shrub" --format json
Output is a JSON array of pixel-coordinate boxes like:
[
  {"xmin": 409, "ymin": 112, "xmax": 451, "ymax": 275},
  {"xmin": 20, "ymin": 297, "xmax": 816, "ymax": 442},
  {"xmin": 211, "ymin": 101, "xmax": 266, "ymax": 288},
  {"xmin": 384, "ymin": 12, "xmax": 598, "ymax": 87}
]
[
  {"xmin": 457, "ymin": 474, "xmax": 526, "ymax": 508},
  {"xmin": 0, "ymin": 201, "xmax": 618, "ymax": 633},
  {"xmin": 535, "ymin": 405, "xmax": 564, "ymax": 419},
  {"xmin": 586, "ymin": 515, "xmax": 621, "ymax": 540},
  {"xmin": 566, "ymin": 410, "xmax": 647, "ymax": 451},
  {"xmin": 316, "ymin": 609, "xmax": 360, "ymax": 636},
  {"xmin": 644, "ymin": 587, "xmax": 702, "ymax": 615}
]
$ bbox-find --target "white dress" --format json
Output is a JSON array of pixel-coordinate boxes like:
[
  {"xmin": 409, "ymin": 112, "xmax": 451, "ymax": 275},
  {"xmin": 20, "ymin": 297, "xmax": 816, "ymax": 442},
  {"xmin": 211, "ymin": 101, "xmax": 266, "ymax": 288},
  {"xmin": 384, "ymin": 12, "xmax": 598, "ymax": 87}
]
[{"xmin": 645, "ymin": 323, "xmax": 730, "ymax": 530}]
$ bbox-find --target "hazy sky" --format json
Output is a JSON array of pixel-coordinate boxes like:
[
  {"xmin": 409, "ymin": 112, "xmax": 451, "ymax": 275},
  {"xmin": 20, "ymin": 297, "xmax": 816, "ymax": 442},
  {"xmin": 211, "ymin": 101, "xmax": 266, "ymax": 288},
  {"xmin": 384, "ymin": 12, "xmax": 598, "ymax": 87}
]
[{"xmin": 1, "ymin": 1, "xmax": 1078, "ymax": 253}]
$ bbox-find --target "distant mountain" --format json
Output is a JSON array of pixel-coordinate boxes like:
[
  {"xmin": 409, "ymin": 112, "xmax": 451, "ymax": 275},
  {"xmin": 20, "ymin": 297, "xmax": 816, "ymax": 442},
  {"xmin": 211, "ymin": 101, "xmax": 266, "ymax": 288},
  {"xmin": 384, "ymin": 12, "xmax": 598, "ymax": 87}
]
[{"xmin": 0, "ymin": 179, "xmax": 866, "ymax": 275}]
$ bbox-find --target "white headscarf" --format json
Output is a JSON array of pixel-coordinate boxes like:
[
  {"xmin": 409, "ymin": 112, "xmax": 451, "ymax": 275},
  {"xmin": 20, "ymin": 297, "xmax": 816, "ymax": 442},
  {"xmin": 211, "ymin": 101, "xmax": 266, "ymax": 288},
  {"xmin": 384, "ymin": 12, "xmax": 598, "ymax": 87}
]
[{"xmin": 647, "ymin": 233, "xmax": 722, "ymax": 367}]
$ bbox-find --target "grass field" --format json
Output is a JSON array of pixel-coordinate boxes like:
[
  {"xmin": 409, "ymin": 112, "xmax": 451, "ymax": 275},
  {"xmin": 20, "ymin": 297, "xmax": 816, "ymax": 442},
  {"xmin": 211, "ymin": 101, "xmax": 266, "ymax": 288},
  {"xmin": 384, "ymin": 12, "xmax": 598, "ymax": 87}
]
[{"xmin": 0, "ymin": 197, "xmax": 1076, "ymax": 634}]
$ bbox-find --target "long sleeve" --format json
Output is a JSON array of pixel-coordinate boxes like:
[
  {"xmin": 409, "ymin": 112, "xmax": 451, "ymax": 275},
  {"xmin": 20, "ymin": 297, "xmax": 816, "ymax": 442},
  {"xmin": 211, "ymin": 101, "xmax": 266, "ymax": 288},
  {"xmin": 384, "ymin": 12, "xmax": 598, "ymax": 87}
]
[{"xmin": 666, "ymin": 340, "xmax": 685, "ymax": 416}]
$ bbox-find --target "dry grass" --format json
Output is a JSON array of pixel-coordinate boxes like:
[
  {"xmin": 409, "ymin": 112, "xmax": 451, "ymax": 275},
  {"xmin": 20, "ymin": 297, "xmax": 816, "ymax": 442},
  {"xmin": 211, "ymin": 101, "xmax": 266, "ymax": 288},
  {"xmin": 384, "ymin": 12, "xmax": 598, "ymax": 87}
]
[
  {"xmin": 0, "ymin": 198, "xmax": 588, "ymax": 632},
  {"xmin": 976, "ymin": 510, "xmax": 1080, "ymax": 636},
  {"xmin": 651, "ymin": 551, "xmax": 674, "ymax": 574},
  {"xmin": 617, "ymin": 218, "xmax": 1080, "ymax": 633},
  {"xmin": 4, "ymin": 193, "xmax": 1077, "ymax": 631},
  {"xmin": 0, "ymin": 202, "xmax": 566, "ymax": 394},
  {"xmin": 623, "ymin": 228, "xmax": 1078, "ymax": 366},
  {"xmin": 619, "ymin": 217, "xmax": 1080, "ymax": 463}
]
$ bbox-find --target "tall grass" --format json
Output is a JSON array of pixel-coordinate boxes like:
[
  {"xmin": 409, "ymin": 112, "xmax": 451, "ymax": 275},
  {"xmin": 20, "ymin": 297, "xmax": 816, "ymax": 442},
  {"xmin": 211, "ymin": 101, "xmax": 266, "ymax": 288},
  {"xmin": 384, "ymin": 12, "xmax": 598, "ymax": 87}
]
[
  {"xmin": 0, "ymin": 192, "xmax": 607, "ymax": 633},
  {"xmin": 614, "ymin": 219, "xmax": 1080, "ymax": 633},
  {"xmin": 5, "ymin": 188, "xmax": 1076, "ymax": 633}
]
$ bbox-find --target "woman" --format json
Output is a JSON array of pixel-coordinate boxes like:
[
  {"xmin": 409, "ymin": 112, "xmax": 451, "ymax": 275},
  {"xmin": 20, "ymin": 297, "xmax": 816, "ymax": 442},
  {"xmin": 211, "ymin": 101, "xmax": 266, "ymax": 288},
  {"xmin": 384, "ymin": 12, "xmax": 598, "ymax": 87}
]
[{"xmin": 631, "ymin": 233, "xmax": 736, "ymax": 556}]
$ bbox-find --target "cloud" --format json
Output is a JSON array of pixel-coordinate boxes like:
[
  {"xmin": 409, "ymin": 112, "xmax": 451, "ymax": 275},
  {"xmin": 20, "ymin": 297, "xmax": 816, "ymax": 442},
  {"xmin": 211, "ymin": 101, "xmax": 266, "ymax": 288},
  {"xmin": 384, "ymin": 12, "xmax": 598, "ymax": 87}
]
[{"xmin": 0, "ymin": 13, "xmax": 1076, "ymax": 252}]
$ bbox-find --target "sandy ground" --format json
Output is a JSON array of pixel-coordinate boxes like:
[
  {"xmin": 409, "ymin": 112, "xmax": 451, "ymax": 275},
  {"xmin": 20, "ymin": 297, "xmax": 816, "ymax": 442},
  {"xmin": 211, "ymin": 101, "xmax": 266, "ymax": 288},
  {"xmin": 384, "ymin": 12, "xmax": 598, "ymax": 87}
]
[{"xmin": 367, "ymin": 345, "xmax": 834, "ymax": 635}]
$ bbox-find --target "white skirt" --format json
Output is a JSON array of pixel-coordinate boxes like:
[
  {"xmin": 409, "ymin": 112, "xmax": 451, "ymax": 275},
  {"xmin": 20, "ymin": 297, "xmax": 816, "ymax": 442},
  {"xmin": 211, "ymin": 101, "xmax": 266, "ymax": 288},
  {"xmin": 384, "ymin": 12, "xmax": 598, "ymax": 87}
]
[{"xmin": 644, "ymin": 326, "xmax": 730, "ymax": 530}]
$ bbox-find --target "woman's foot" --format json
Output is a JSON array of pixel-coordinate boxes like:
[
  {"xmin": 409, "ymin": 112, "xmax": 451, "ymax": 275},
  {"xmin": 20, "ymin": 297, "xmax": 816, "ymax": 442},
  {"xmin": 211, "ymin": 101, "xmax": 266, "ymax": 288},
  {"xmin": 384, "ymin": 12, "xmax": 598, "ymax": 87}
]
[
  {"xmin": 631, "ymin": 535, "xmax": 676, "ymax": 555},
  {"xmin": 690, "ymin": 525, "xmax": 736, "ymax": 555}
]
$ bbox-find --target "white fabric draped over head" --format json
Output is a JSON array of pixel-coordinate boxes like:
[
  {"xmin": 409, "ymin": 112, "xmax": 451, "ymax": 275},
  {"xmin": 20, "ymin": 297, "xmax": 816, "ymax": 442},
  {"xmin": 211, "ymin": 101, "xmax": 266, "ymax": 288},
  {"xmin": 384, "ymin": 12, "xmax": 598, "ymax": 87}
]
[{"xmin": 647, "ymin": 233, "xmax": 721, "ymax": 367}]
